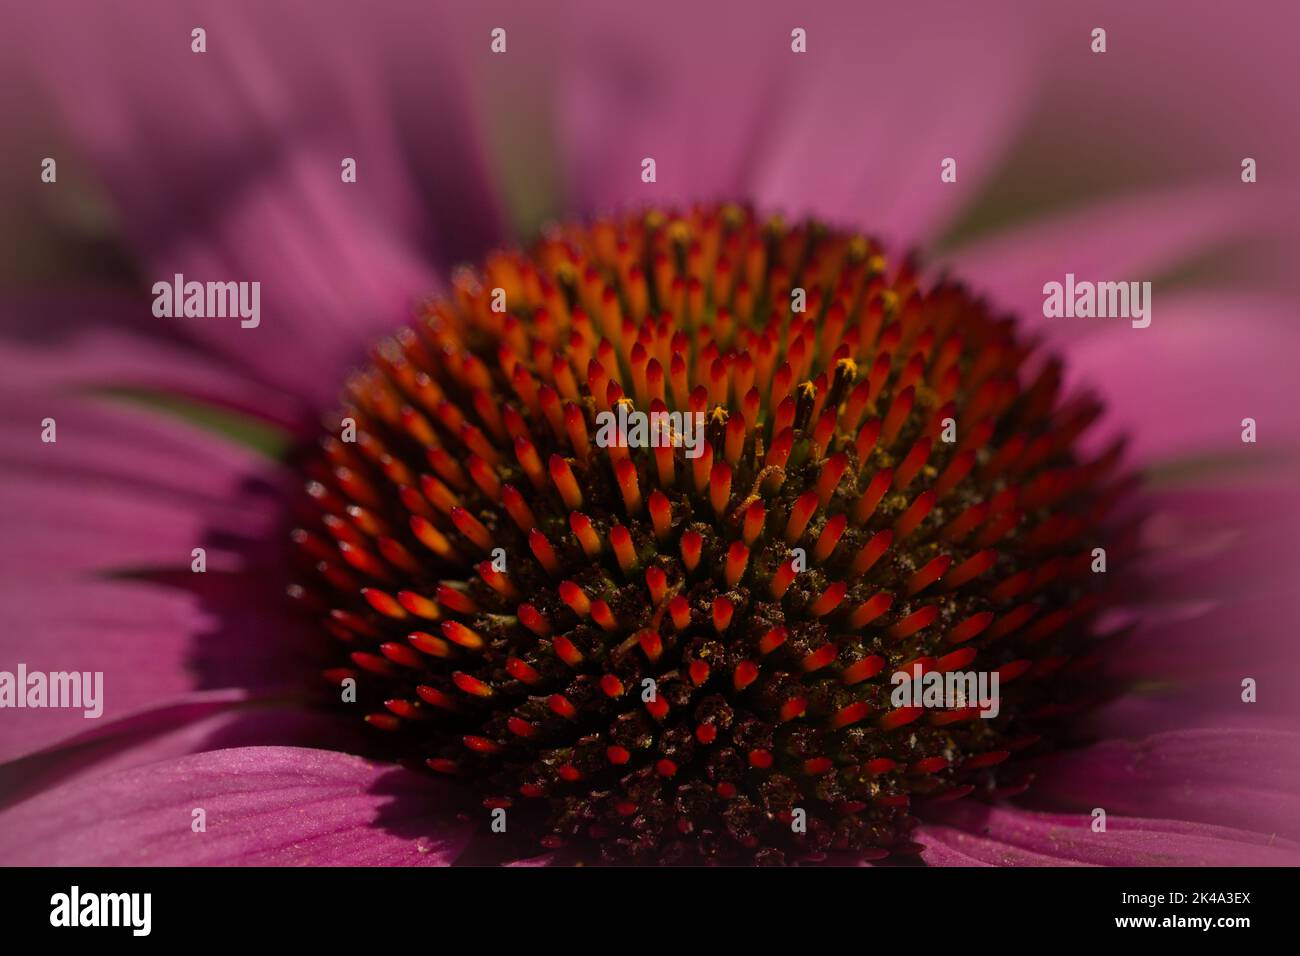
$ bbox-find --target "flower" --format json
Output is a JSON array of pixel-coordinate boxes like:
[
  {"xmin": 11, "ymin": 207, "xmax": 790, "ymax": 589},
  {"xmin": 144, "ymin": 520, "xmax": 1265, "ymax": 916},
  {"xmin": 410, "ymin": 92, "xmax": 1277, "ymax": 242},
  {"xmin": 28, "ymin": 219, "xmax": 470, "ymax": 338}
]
[
  {"xmin": 1, "ymin": 0, "xmax": 1298, "ymax": 866},
  {"xmin": 293, "ymin": 203, "xmax": 1136, "ymax": 865}
]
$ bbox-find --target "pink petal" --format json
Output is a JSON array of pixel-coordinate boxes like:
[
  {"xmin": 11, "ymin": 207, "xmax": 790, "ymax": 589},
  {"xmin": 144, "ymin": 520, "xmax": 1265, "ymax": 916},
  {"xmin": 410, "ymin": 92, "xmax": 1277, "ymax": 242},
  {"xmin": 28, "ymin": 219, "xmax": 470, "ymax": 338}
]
[
  {"xmin": 0, "ymin": 451, "xmax": 285, "ymax": 582},
  {"xmin": 0, "ymin": 387, "xmax": 288, "ymax": 576},
  {"xmin": 0, "ymin": 577, "xmax": 306, "ymax": 764},
  {"xmin": 7, "ymin": 1, "xmax": 502, "ymax": 407},
  {"xmin": 1105, "ymin": 597, "xmax": 1300, "ymax": 706},
  {"xmin": 945, "ymin": 186, "xmax": 1296, "ymax": 346},
  {"xmin": 1025, "ymin": 730, "xmax": 1300, "ymax": 843},
  {"xmin": 0, "ymin": 396, "xmax": 311, "ymax": 763},
  {"xmin": 0, "ymin": 395, "xmax": 316, "ymax": 761},
  {"xmin": 540, "ymin": 0, "xmax": 1036, "ymax": 246},
  {"xmin": 1021, "ymin": 2, "xmax": 1300, "ymax": 183},
  {"xmin": 1082, "ymin": 512, "xmax": 1300, "ymax": 737},
  {"xmin": 0, "ymin": 688, "xmax": 249, "ymax": 783},
  {"xmin": 156, "ymin": 150, "xmax": 439, "ymax": 407},
  {"xmin": 1, "ymin": 293, "xmax": 305, "ymax": 428},
  {"xmin": 1082, "ymin": 479, "xmax": 1300, "ymax": 736},
  {"xmin": 1134, "ymin": 482, "xmax": 1300, "ymax": 604},
  {"xmin": 746, "ymin": 3, "xmax": 1036, "ymax": 246},
  {"xmin": 1060, "ymin": 293, "xmax": 1300, "ymax": 464},
  {"xmin": 916, "ymin": 802, "xmax": 1300, "ymax": 867},
  {"xmin": 7, "ymin": 0, "xmax": 503, "ymax": 262},
  {"xmin": 0, "ymin": 343, "xmax": 319, "ymax": 765},
  {"xmin": 1062, "ymin": 453, "xmax": 1300, "ymax": 741},
  {"xmin": 0, "ymin": 747, "xmax": 474, "ymax": 866},
  {"xmin": 1, "ymin": 695, "xmax": 362, "ymax": 810}
]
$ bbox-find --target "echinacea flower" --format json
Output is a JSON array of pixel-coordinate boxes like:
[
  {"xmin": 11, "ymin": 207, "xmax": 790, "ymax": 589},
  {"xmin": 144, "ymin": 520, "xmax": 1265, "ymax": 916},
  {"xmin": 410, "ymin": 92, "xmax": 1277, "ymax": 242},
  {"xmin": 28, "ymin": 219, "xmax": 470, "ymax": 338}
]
[{"xmin": 2, "ymin": 0, "xmax": 1299, "ymax": 866}]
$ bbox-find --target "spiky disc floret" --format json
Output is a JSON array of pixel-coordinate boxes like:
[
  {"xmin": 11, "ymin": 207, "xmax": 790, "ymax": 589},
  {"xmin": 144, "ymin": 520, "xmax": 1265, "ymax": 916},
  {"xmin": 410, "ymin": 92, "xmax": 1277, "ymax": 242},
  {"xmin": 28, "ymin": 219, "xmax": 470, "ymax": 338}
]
[{"xmin": 291, "ymin": 203, "xmax": 1128, "ymax": 865}]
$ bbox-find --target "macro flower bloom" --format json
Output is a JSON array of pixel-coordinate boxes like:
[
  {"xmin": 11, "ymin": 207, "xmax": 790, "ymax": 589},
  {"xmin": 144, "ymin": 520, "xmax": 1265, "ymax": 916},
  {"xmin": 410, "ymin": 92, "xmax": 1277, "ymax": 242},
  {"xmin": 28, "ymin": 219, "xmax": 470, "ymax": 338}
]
[{"xmin": 2, "ymin": 0, "xmax": 1299, "ymax": 866}]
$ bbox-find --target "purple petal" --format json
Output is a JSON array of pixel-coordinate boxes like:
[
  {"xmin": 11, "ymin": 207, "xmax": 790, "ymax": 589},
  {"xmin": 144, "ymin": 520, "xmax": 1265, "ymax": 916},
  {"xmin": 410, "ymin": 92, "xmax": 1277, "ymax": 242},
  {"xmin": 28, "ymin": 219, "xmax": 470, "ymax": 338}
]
[
  {"xmin": 1059, "ymin": 293, "xmax": 1300, "ymax": 464},
  {"xmin": 1, "ymin": 473, "xmax": 275, "ymax": 580},
  {"xmin": 1103, "ymin": 596, "xmax": 1300, "ymax": 716},
  {"xmin": 916, "ymin": 802, "xmax": 1300, "ymax": 866},
  {"xmin": 0, "ymin": 581, "xmax": 188, "ymax": 752},
  {"xmin": 7, "ymin": 0, "xmax": 504, "ymax": 263},
  {"xmin": 1025, "ymin": 730, "xmax": 1300, "ymax": 843},
  {"xmin": 1084, "ymin": 480, "xmax": 1300, "ymax": 733},
  {"xmin": 745, "ymin": 4, "xmax": 1036, "ymax": 246},
  {"xmin": 1, "ymin": 293, "xmax": 306, "ymax": 429},
  {"xmin": 7, "ymin": 1, "xmax": 504, "ymax": 407},
  {"xmin": 0, "ymin": 747, "xmax": 474, "ymax": 866},
  {"xmin": 0, "ymin": 400, "xmax": 304, "ymax": 762},
  {"xmin": 0, "ymin": 688, "xmax": 247, "ymax": 784},
  {"xmin": 1021, "ymin": 2, "xmax": 1300, "ymax": 184},
  {"xmin": 1134, "ymin": 482, "xmax": 1300, "ymax": 604},
  {"xmin": 945, "ymin": 186, "xmax": 1296, "ymax": 346},
  {"xmin": 0, "ymin": 351, "xmax": 315, "ymax": 765},
  {"xmin": 0, "ymin": 384, "xmax": 289, "ymax": 573},
  {"xmin": 0, "ymin": 695, "xmax": 361, "ymax": 810},
  {"xmin": 0, "ymin": 403, "xmax": 312, "ymax": 764},
  {"xmin": 155, "ymin": 152, "xmax": 439, "ymax": 407},
  {"xmin": 540, "ymin": 0, "xmax": 1036, "ymax": 246},
  {"xmin": 0, "ymin": 576, "xmax": 307, "ymax": 764}
]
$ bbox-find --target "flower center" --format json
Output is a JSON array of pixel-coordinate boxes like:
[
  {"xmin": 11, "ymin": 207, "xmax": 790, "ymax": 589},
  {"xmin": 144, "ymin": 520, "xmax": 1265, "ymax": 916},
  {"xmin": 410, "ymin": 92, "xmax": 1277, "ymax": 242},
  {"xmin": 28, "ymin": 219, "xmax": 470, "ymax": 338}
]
[{"xmin": 291, "ymin": 203, "xmax": 1125, "ymax": 865}]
